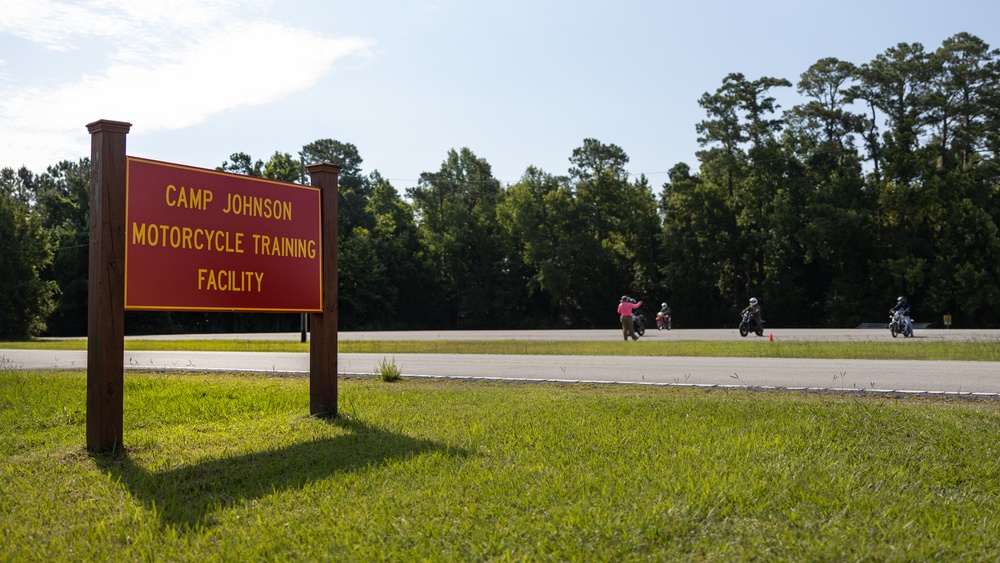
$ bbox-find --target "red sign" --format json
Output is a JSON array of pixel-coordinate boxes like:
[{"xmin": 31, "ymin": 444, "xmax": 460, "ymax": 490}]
[{"xmin": 124, "ymin": 157, "xmax": 322, "ymax": 312}]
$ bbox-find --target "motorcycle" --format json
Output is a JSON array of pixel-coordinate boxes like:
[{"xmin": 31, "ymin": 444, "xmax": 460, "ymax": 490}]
[
  {"xmin": 889, "ymin": 310, "xmax": 913, "ymax": 338},
  {"xmin": 739, "ymin": 311, "xmax": 764, "ymax": 337},
  {"xmin": 656, "ymin": 311, "xmax": 672, "ymax": 330},
  {"xmin": 633, "ymin": 308, "xmax": 647, "ymax": 337}
]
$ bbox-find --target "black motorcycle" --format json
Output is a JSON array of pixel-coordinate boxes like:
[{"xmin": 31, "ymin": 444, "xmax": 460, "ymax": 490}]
[
  {"xmin": 633, "ymin": 308, "xmax": 647, "ymax": 337},
  {"xmin": 739, "ymin": 311, "xmax": 764, "ymax": 337},
  {"xmin": 889, "ymin": 310, "xmax": 913, "ymax": 338}
]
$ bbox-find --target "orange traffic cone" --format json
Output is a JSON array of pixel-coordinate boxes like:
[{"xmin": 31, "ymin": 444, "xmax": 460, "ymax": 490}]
[{"xmin": 768, "ymin": 333, "xmax": 774, "ymax": 342}]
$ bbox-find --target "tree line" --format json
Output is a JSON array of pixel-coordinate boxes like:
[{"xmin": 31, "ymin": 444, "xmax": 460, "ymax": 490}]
[{"xmin": 2, "ymin": 32, "xmax": 999, "ymax": 339}]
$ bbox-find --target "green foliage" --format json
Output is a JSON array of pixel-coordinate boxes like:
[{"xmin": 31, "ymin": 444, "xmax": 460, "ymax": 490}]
[
  {"xmin": 300, "ymin": 139, "xmax": 364, "ymax": 181},
  {"xmin": 261, "ymin": 151, "xmax": 300, "ymax": 183},
  {"xmin": 338, "ymin": 227, "xmax": 392, "ymax": 329},
  {"xmin": 659, "ymin": 32, "xmax": 1000, "ymax": 327},
  {"xmin": 219, "ymin": 151, "xmax": 300, "ymax": 183},
  {"xmin": 0, "ymin": 188, "xmax": 57, "ymax": 339},
  {"xmin": 566, "ymin": 139, "xmax": 660, "ymax": 324},
  {"xmin": 499, "ymin": 142, "xmax": 662, "ymax": 328},
  {"xmin": 6, "ymin": 32, "xmax": 1000, "ymax": 333},
  {"xmin": 300, "ymin": 139, "xmax": 369, "ymax": 238},
  {"xmin": 300, "ymin": 142, "xmax": 434, "ymax": 330},
  {"xmin": 217, "ymin": 152, "xmax": 263, "ymax": 177},
  {"xmin": 374, "ymin": 356, "xmax": 402, "ymax": 381},
  {"xmin": 408, "ymin": 147, "xmax": 516, "ymax": 328},
  {"xmin": 362, "ymin": 171, "xmax": 433, "ymax": 329},
  {"xmin": 497, "ymin": 167, "xmax": 575, "ymax": 323},
  {"xmin": 0, "ymin": 165, "xmax": 37, "ymax": 206},
  {"xmin": 32, "ymin": 159, "xmax": 91, "ymax": 336}
]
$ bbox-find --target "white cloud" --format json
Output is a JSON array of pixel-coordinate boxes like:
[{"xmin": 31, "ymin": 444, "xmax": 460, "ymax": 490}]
[
  {"xmin": 0, "ymin": 0, "xmax": 134, "ymax": 51},
  {"xmin": 0, "ymin": 0, "xmax": 373, "ymax": 170}
]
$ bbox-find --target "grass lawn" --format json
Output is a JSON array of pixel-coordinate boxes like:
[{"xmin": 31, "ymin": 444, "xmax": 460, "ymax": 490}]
[{"xmin": 3, "ymin": 369, "xmax": 1000, "ymax": 560}]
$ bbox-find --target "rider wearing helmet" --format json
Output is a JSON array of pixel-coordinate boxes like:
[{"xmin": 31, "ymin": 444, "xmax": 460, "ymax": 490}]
[
  {"xmin": 657, "ymin": 302, "xmax": 672, "ymax": 330},
  {"xmin": 890, "ymin": 296, "xmax": 913, "ymax": 335},
  {"xmin": 741, "ymin": 297, "xmax": 763, "ymax": 329}
]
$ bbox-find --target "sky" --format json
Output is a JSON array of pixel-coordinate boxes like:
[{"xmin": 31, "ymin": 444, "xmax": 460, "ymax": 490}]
[{"xmin": 2, "ymin": 0, "xmax": 999, "ymax": 192}]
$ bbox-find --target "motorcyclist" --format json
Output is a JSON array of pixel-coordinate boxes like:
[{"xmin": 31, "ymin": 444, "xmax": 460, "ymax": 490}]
[
  {"xmin": 629, "ymin": 298, "xmax": 647, "ymax": 334},
  {"xmin": 741, "ymin": 297, "xmax": 763, "ymax": 331},
  {"xmin": 656, "ymin": 302, "xmax": 671, "ymax": 330},
  {"xmin": 889, "ymin": 296, "xmax": 913, "ymax": 335}
]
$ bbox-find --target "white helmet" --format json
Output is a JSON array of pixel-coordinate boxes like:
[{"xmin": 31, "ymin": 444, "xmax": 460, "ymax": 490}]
[
  {"xmin": 749, "ymin": 297, "xmax": 758, "ymax": 305},
  {"xmin": 661, "ymin": 302, "xmax": 668, "ymax": 308}
]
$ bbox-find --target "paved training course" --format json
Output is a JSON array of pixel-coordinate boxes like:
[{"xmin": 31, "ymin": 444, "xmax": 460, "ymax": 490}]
[{"xmin": 5, "ymin": 328, "xmax": 1000, "ymax": 397}]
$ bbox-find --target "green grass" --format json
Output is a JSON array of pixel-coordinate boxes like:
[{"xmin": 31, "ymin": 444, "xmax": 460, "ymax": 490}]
[
  {"xmin": 4, "ymin": 337, "xmax": 1000, "ymax": 361},
  {"xmin": 374, "ymin": 356, "xmax": 402, "ymax": 382},
  {"xmin": 4, "ymin": 369, "xmax": 1000, "ymax": 560}
]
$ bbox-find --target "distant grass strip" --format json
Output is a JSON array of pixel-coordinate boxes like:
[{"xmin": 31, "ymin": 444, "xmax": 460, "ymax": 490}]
[
  {"xmin": 3, "ymin": 370, "xmax": 1000, "ymax": 560},
  {"xmin": 4, "ymin": 338, "xmax": 1000, "ymax": 361},
  {"xmin": 338, "ymin": 338, "xmax": 1000, "ymax": 361}
]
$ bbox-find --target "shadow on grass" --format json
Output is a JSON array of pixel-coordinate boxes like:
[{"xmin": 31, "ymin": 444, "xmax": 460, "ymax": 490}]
[{"xmin": 92, "ymin": 417, "xmax": 464, "ymax": 530}]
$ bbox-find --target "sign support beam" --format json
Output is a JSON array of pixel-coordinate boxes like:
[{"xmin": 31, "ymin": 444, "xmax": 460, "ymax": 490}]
[
  {"xmin": 86, "ymin": 119, "xmax": 131, "ymax": 453},
  {"xmin": 306, "ymin": 163, "xmax": 341, "ymax": 417}
]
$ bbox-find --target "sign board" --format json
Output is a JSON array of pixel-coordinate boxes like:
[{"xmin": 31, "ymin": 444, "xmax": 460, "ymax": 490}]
[{"xmin": 124, "ymin": 157, "xmax": 322, "ymax": 312}]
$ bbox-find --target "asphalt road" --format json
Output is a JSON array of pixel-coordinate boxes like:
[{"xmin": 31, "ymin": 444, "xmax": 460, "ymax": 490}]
[
  {"xmin": 116, "ymin": 327, "xmax": 1000, "ymax": 342},
  {"xmin": 5, "ymin": 329, "xmax": 1000, "ymax": 397}
]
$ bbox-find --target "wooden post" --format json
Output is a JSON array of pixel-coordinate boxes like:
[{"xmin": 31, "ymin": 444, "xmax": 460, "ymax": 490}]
[
  {"xmin": 86, "ymin": 119, "xmax": 131, "ymax": 452},
  {"xmin": 306, "ymin": 163, "xmax": 341, "ymax": 417}
]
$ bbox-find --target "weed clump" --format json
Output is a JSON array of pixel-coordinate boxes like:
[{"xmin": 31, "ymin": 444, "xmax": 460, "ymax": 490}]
[{"xmin": 375, "ymin": 356, "xmax": 401, "ymax": 382}]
